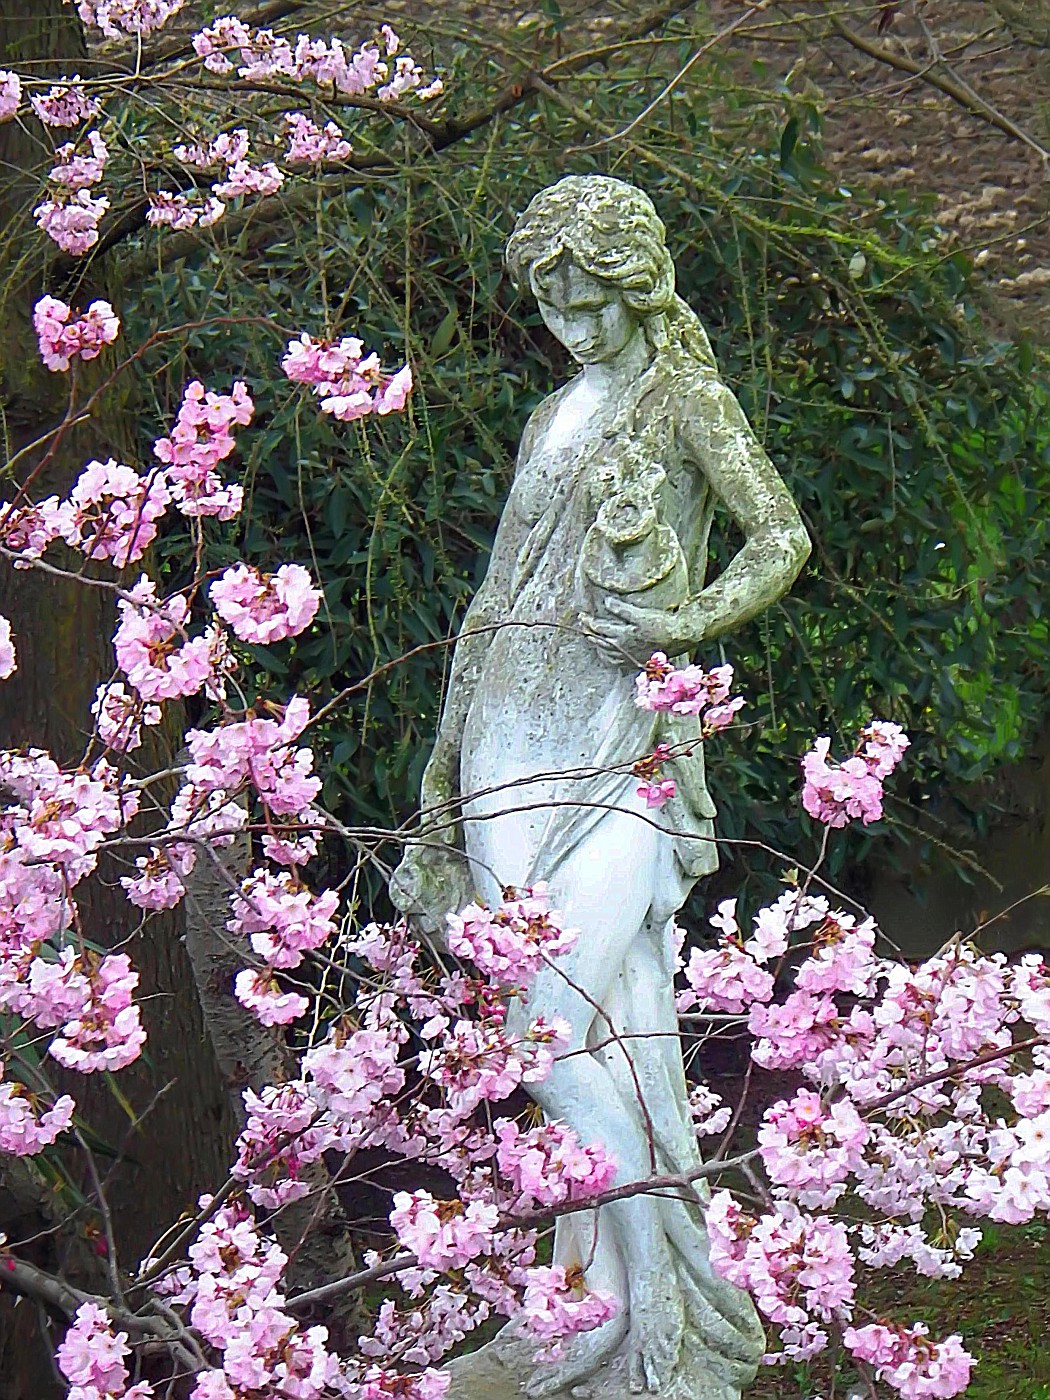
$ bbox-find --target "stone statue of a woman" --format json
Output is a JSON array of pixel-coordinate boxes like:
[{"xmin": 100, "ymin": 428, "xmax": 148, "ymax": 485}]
[{"xmin": 391, "ymin": 176, "xmax": 810, "ymax": 1400}]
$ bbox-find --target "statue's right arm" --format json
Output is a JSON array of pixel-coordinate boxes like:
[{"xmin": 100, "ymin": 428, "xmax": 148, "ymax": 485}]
[
  {"xmin": 418, "ymin": 402, "xmax": 547, "ymax": 825},
  {"xmin": 389, "ymin": 406, "xmax": 542, "ymax": 932},
  {"xmin": 417, "ymin": 566, "xmax": 507, "ymax": 832}
]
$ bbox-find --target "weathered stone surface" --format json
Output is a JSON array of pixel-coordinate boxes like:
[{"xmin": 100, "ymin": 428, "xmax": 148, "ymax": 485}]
[{"xmin": 392, "ymin": 175, "xmax": 810, "ymax": 1400}]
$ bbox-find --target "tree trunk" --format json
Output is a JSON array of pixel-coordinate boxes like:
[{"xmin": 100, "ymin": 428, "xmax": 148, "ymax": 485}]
[{"xmin": 0, "ymin": 0, "xmax": 237, "ymax": 1298}]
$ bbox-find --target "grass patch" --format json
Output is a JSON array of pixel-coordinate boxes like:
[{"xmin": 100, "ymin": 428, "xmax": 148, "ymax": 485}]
[{"xmin": 748, "ymin": 1222, "xmax": 1050, "ymax": 1398}]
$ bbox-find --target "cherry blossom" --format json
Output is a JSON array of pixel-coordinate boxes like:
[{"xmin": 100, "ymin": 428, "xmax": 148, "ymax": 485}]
[
  {"xmin": 75, "ymin": 0, "xmax": 186, "ymax": 39},
  {"xmin": 56, "ymin": 459, "xmax": 170, "ymax": 567},
  {"xmin": 34, "ymin": 294, "xmax": 120, "ymax": 371},
  {"xmin": 91, "ymin": 681, "xmax": 162, "ymax": 753},
  {"xmin": 190, "ymin": 20, "xmax": 439, "ymax": 105},
  {"xmin": 209, "ymin": 562, "xmax": 321, "ymax": 643},
  {"xmin": 494, "ymin": 1118, "xmax": 616, "ymax": 1209},
  {"xmin": 801, "ymin": 718, "xmax": 909, "ymax": 829},
  {"xmin": 0, "ymin": 614, "xmax": 14, "ymax": 680},
  {"xmin": 120, "ymin": 850, "xmax": 189, "ymax": 910},
  {"xmin": 0, "ymin": 497, "xmax": 63, "ymax": 561},
  {"xmin": 678, "ymin": 938, "xmax": 774, "ymax": 1015},
  {"xmin": 153, "ymin": 378, "xmax": 252, "ymax": 518},
  {"xmin": 390, "ymin": 1191, "xmax": 500, "ymax": 1269},
  {"xmin": 0, "ymin": 70, "xmax": 20, "ymax": 122},
  {"xmin": 844, "ymin": 1322, "xmax": 973, "ymax": 1399},
  {"xmin": 113, "ymin": 577, "xmax": 214, "ymax": 700},
  {"xmin": 282, "ymin": 332, "xmax": 413, "ymax": 421},
  {"xmin": 34, "ymin": 189, "xmax": 110, "ymax": 255},
  {"xmin": 49, "ymin": 952, "xmax": 146, "ymax": 1073},
  {"xmin": 233, "ymin": 969, "xmax": 308, "ymax": 1026},
  {"xmin": 0, "ymin": 1068, "xmax": 75, "ymax": 1156},
  {"xmin": 758, "ymin": 1088, "xmax": 868, "ymax": 1208},
  {"xmin": 182, "ymin": 695, "xmax": 321, "ymax": 815},
  {"xmin": 147, "ymin": 191, "xmax": 226, "ymax": 230},
  {"xmin": 56, "ymin": 1300, "xmax": 154, "ymax": 1399},
  {"xmin": 634, "ymin": 651, "xmax": 743, "ymax": 726},
  {"xmin": 517, "ymin": 1266, "xmax": 618, "ymax": 1346},
  {"xmin": 446, "ymin": 885, "xmax": 578, "ymax": 986},
  {"xmin": 49, "ymin": 130, "xmax": 108, "ymax": 188},
  {"xmin": 29, "ymin": 78, "xmax": 100, "ymax": 127},
  {"xmin": 229, "ymin": 869, "xmax": 339, "ymax": 970},
  {"xmin": 284, "ymin": 112, "xmax": 353, "ymax": 163}
]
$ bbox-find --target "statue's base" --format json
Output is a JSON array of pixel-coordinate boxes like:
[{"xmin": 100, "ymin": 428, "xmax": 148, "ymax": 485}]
[{"xmin": 446, "ymin": 1328, "xmax": 746, "ymax": 1400}]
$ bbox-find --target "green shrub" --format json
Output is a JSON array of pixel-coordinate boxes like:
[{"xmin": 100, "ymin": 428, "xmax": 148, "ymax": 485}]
[{"xmin": 123, "ymin": 36, "xmax": 1050, "ymax": 911}]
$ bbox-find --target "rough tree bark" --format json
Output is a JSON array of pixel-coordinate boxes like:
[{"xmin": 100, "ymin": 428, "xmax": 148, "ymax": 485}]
[{"xmin": 0, "ymin": 2, "xmax": 238, "ymax": 1361}]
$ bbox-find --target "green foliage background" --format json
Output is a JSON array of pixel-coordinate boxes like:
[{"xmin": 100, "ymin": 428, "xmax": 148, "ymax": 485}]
[{"xmin": 122, "ymin": 23, "xmax": 1050, "ymax": 910}]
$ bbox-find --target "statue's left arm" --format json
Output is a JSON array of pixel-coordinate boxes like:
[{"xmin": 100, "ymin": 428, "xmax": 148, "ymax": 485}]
[{"xmin": 591, "ymin": 374, "xmax": 810, "ymax": 656}]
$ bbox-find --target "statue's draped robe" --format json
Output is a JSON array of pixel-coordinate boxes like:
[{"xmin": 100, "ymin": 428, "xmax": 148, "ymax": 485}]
[
  {"xmin": 462, "ymin": 363, "xmax": 722, "ymax": 902},
  {"xmin": 457, "ymin": 362, "xmax": 765, "ymax": 1398}
]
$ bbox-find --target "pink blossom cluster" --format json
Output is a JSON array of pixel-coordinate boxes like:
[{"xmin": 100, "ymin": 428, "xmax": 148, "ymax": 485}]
[
  {"xmin": 29, "ymin": 78, "xmax": 100, "ymax": 127},
  {"xmin": 113, "ymin": 577, "xmax": 216, "ymax": 700},
  {"xmin": 0, "ymin": 614, "xmax": 15, "ymax": 679},
  {"xmin": 191, "ymin": 20, "xmax": 442, "ymax": 103},
  {"xmin": 118, "ymin": 694, "xmax": 324, "ymax": 922},
  {"xmin": 801, "ymin": 719, "xmax": 910, "ymax": 828},
  {"xmin": 757, "ymin": 1088, "xmax": 868, "ymax": 1208},
  {"xmin": 632, "ymin": 741, "xmax": 675, "ymax": 809},
  {"xmin": 706, "ymin": 1192, "xmax": 855, "ymax": 1359},
  {"xmin": 50, "ymin": 130, "xmax": 108, "ymax": 188},
  {"xmin": 390, "ymin": 1191, "xmax": 500, "ymax": 1269},
  {"xmin": 445, "ymin": 884, "xmax": 578, "ymax": 986},
  {"xmin": 0, "ymin": 1067, "xmax": 74, "ymax": 1156},
  {"xmin": 173, "ymin": 126, "xmax": 284, "ymax": 199},
  {"xmin": 0, "ymin": 497, "xmax": 60, "ymax": 561},
  {"xmin": 182, "ymin": 695, "xmax": 321, "ymax": 818},
  {"xmin": 34, "ymin": 189, "xmax": 110, "ymax": 256},
  {"xmin": 494, "ymin": 1118, "xmax": 616, "ymax": 1209},
  {"xmin": 33, "ymin": 294, "xmax": 120, "ymax": 372},
  {"xmin": 209, "ymin": 562, "xmax": 321, "ymax": 643},
  {"xmin": 74, "ymin": 0, "xmax": 186, "ymax": 38},
  {"xmin": 57, "ymin": 459, "xmax": 170, "ymax": 567},
  {"xmin": 47, "ymin": 951, "xmax": 146, "ymax": 1074},
  {"xmin": 418, "ymin": 1014, "xmax": 568, "ymax": 1118},
  {"xmin": 0, "ymin": 750, "xmax": 149, "ymax": 1145},
  {"xmin": 32, "ymin": 111, "xmax": 109, "ymax": 255},
  {"xmin": 857, "ymin": 1222, "xmax": 981, "ymax": 1281},
  {"xmin": 229, "ymin": 869, "xmax": 339, "ymax": 970},
  {"xmin": 56, "ymin": 1301, "xmax": 154, "ymax": 1400},
  {"xmin": 282, "ymin": 332, "xmax": 413, "ymax": 421},
  {"xmin": 91, "ymin": 681, "xmax": 162, "ymax": 753},
  {"xmin": 0, "ymin": 463, "xmax": 168, "ymax": 575},
  {"xmin": 634, "ymin": 651, "xmax": 745, "ymax": 731},
  {"xmin": 232, "ymin": 1081, "xmax": 330, "ymax": 1208},
  {"xmin": 844, "ymin": 1322, "xmax": 973, "ymax": 1399},
  {"xmin": 284, "ymin": 111, "xmax": 353, "ymax": 163},
  {"xmin": 118, "ymin": 917, "xmax": 610, "ymax": 1391},
  {"xmin": 153, "ymin": 378, "xmax": 252, "ymax": 519},
  {"xmin": 518, "ymin": 1266, "xmax": 618, "ymax": 1346},
  {"xmin": 174, "ymin": 1200, "xmax": 345, "ymax": 1399},
  {"xmin": 0, "ymin": 70, "xmax": 20, "ymax": 123},
  {"xmin": 678, "ymin": 938, "xmax": 773, "ymax": 1014},
  {"xmin": 174, "ymin": 128, "xmax": 250, "ymax": 168},
  {"xmin": 683, "ymin": 878, "xmax": 1050, "ymax": 1382},
  {"xmin": 688, "ymin": 1082, "xmax": 733, "ymax": 1136},
  {"xmin": 301, "ymin": 1021, "xmax": 405, "ymax": 1132},
  {"xmin": 146, "ymin": 190, "xmax": 225, "ymax": 230}
]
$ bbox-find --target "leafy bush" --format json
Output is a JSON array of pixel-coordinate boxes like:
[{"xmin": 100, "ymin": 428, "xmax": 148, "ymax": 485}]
[{"xmin": 124, "ymin": 34, "xmax": 1050, "ymax": 908}]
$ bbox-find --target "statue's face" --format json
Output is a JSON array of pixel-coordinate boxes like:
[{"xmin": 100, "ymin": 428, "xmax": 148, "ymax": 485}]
[{"xmin": 531, "ymin": 260, "xmax": 638, "ymax": 365}]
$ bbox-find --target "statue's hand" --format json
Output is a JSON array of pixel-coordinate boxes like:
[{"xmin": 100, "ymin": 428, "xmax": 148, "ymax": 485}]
[
  {"xmin": 580, "ymin": 596, "xmax": 705, "ymax": 665},
  {"xmin": 389, "ymin": 839, "xmax": 473, "ymax": 947}
]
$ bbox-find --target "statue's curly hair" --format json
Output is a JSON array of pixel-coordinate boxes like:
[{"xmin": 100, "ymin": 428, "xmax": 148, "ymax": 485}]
[{"xmin": 505, "ymin": 174, "xmax": 717, "ymax": 369}]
